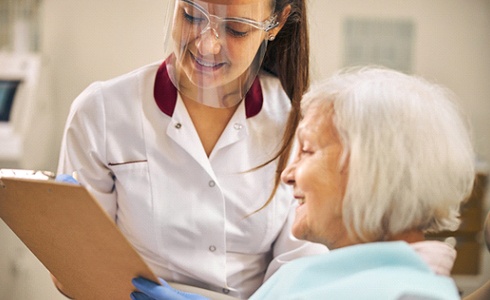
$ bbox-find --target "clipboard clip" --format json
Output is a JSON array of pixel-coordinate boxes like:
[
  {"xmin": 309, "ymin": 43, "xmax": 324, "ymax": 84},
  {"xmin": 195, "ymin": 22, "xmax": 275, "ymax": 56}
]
[{"xmin": 0, "ymin": 169, "xmax": 56, "ymax": 181}]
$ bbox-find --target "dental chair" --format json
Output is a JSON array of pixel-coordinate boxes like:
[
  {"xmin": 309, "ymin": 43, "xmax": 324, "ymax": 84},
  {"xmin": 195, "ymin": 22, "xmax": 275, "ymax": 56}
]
[{"xmin": 463, "ymin": 211, "xmax": 490, "ymax": 300}]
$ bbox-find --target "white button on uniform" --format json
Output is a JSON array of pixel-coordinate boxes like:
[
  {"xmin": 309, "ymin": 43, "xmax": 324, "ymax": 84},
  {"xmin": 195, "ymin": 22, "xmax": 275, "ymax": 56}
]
[
  {"xmin": 222, "ymin": 288, "xmax": 230, "ymax": 294},
  {"xmin": 209, "ymin": 245, "xmax": 216, "ymax": 252},
  {"xmin": 208, "ymin": 180, "xmax": 216, "ymax": 187},
  {"xmin": 233, "ymin": 123, "xmax": 243, "ymax": 130},
  {"xmin": 175, "ymin": 123, "xmax": 182, "ymax": 129}
]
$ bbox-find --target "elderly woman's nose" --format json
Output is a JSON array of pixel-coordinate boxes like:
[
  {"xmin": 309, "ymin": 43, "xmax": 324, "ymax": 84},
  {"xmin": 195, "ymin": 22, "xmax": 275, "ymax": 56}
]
[{"xmin": 281, "ymin": 164, "xmax": 295, "ymax": 185}]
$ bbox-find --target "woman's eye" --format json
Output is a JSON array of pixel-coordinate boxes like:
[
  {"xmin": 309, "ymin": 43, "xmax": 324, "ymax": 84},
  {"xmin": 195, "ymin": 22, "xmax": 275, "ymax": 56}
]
[
  {"xmin": 225, "ymin": 21, "xmax": 252, "ymax": 38},
  {"xmin": 183, "ymin": 9, "xmax": 206, "ymax": 24},
  {"xmin": 225, "ymin": 27, "xmax": 248, "ymax": 38}
]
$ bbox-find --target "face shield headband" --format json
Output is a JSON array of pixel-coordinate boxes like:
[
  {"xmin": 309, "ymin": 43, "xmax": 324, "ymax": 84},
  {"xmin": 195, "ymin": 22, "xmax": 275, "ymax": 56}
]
[{"xmin": 163, "ymin": 0, "xmax": 278, "ymax": 108}]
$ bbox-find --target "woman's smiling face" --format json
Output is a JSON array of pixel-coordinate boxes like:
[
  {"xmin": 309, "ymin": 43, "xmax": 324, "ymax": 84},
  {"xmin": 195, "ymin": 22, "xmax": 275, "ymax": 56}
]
[
  {"xmin": 281, "ymin": 102, "xmax": 352, "ymax": 249},
  {"xmin": 171, "ymin": 0, "xmax": 273, "ymax": 89}
]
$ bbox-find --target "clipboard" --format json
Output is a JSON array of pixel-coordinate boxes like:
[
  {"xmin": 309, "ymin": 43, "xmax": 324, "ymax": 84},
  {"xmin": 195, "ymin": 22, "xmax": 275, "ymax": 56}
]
[{"xmin": 0, "ymin": 170, "xmax": 159, "ymax": 299}]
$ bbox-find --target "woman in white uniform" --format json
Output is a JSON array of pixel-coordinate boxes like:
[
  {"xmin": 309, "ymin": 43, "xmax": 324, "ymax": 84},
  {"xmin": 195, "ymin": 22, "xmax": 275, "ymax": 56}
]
[{"xmin": 55, "ymin": 0, "xmax": 327, "ymax": 298}]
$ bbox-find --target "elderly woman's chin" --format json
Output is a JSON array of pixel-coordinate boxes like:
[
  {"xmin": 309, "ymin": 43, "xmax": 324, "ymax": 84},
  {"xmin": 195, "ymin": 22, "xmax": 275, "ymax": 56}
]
[
  {"xmin": 290, "ymin": 213, "xmax": 309, "ymax": 241},
  {"xmin": 291, "ymin": 216, "xmax": 352, "ymax": 250}
]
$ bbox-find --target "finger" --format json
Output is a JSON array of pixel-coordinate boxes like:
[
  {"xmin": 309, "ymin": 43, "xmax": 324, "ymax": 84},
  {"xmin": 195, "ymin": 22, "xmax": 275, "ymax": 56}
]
[
  {"xmin": 132, "ymin": 277, "xmax": 159, "ymax": 291},
  {"xmin": 158, "ymin": 278, "xmax": 172, "ymax": 288},
  {"xmin": 132, "ymin": 277, "xmax": 177, "ymax": 299},
  {"xmin": 55, "ymin": 174, "xmax": 79, "ymax": 184},
  {"xmin": 130, "ymin": 292, "xmax": 154, "ymax": 300}
]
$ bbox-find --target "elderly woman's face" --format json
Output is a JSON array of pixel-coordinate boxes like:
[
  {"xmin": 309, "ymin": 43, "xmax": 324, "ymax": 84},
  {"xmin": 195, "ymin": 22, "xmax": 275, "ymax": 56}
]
[{"xmin": 281, "ymin": 102, "xmax": 351, "ymax": 249}]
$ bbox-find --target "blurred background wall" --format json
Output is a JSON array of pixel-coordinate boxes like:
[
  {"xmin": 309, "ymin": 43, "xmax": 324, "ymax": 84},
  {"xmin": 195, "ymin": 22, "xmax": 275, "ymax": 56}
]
[{"xmin": 0, "ymin": 0, "xmax": 489, "ymax": 299}]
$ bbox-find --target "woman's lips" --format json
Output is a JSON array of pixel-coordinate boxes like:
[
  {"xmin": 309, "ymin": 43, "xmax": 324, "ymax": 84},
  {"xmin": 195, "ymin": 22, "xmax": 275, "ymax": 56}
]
[{"xmin": 191, "ymin": 52, "xmax": 226, "ymax": 72}]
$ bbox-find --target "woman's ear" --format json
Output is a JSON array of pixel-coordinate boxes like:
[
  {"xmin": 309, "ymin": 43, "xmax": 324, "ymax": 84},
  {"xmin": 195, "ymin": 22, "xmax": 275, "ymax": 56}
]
[{"xmin": 267, "ymin": 4, "xmax": 291, "ymax": 40}]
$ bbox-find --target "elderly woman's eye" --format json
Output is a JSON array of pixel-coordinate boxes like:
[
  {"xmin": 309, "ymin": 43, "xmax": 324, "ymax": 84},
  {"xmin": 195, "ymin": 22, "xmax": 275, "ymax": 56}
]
[{"xmin": 300, "ymin": 148, "xmax": 313, "ymax": 155}]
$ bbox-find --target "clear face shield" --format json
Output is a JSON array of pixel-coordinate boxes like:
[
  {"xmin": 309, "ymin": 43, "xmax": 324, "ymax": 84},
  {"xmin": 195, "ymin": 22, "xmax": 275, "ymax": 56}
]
[{"xmin": 162, "ymin": 0, "xmax": 278, "ymax": 108}]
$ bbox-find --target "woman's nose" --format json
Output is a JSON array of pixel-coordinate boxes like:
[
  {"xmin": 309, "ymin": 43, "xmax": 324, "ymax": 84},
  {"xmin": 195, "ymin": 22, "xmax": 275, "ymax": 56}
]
[
  {"xmin": 196, "ymin": 28, "xmax": 222, "ymax": 55},
  {"xmin": 281, "ymin": 164, "xmax": 295, "ymax": 185}
]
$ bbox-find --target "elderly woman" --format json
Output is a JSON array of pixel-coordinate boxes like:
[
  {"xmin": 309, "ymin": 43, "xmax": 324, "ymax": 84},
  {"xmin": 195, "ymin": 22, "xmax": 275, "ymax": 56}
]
[
  {"xmin": 249, "ymin": 67, "xmax": 475, "ymax": 299},
  {"xmin": 131, "ymin": 67, "xmax": 474, "ymax": 299}
]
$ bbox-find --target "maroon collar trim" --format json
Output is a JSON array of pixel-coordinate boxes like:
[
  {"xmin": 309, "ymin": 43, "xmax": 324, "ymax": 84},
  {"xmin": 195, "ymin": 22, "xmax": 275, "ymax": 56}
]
[{"xmin": 154, "ymin": 61, "xmax": 263, "ymax": 118}]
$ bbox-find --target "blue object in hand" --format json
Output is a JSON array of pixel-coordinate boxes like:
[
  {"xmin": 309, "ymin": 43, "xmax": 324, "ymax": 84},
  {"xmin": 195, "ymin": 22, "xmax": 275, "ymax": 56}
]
[
  {"xmin": 55, "ymin": 174, "xmax": 79, "ymax": 184},
  {"xmin": 131, "ymin": 277, "xmax": 209, "ymax": 300}
]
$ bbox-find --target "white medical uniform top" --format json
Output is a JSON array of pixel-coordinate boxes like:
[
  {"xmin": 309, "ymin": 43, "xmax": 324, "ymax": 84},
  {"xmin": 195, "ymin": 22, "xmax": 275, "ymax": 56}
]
[{"xmin": 58, "ymin": 61, "xmax": 327, "ymax": 299}]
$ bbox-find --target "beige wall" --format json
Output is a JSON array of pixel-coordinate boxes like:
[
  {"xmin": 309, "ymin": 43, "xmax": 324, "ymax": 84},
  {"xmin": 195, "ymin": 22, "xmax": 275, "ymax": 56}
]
[
  {"xmin": 309, "ymin": 0, "xmax": 490, "ymax": 168},
  {"xmin": 1, "ymin": 1, "xmax": 489, "ymax": 299},
  {"xmin": 37, "ymin": 0, "xmax": 490, "ymax": 172},
  {"xmin": 38, "ymin": 0, "xmax": 169, "ymax": 172}
]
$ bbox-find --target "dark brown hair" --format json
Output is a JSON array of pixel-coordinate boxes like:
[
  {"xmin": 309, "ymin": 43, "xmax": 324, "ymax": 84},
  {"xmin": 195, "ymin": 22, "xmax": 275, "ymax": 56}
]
[{"xmin": 258, "ymin": 0, "xmax": 309, "ymax": 210}]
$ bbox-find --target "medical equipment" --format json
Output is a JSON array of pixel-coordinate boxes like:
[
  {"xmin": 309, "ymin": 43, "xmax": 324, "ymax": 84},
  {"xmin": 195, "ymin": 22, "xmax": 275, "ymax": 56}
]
[{"xmin": 0, "ymin": 51, "xmax": 47, "ymax": 168}]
